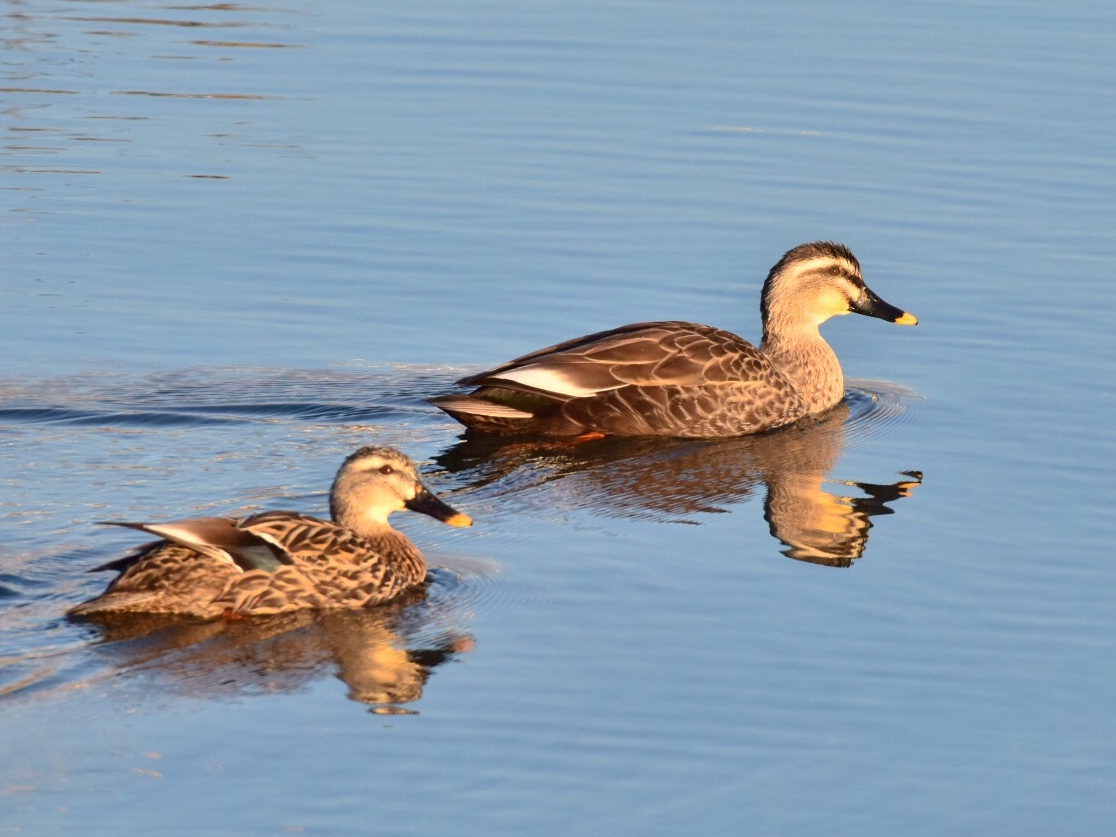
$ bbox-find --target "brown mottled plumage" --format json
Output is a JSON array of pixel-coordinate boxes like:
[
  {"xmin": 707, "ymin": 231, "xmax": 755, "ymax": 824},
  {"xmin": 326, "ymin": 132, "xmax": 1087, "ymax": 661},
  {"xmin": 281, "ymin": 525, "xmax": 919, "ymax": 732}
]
[
  {"xmin": 68, "ymin": 446, "xmax": 472, "ymax": 619},
  {"xmin": 430, "ymin": 242, "xmax": 917, "ymax": 437}
]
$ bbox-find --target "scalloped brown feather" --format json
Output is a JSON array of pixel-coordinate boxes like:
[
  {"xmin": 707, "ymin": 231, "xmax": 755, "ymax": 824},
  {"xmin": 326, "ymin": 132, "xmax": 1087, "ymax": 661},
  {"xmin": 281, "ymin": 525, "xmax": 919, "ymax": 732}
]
[
  {"xmin": 68, "ymin": 512, "xmax": 428, "ymax": 619},
  {"xmin": 434, "ymin": 322, "xmax": 811, "ymax": 436}
]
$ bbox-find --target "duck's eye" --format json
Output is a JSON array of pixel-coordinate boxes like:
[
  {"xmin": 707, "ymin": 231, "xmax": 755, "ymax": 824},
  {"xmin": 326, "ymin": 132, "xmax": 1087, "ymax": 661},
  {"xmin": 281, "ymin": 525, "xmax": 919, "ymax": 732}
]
[
  {"xmin": 827, "ymin": 264, "xmax": 842, "ymax": 276},
  {"xmin": 378, "ymin": 464, "xmax": 394, "ymax": 475}
]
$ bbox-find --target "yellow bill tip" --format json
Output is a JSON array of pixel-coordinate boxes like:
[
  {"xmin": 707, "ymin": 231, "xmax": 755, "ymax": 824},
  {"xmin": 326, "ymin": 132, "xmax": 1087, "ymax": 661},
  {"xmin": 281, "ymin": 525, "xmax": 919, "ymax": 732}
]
[
  {"xmin": 445, "ymin": 512, "xmax": 473, "ymax": 528},
  {"xmin": 894, "ymin": 311, "xmax": 918, "ymax": 326}
]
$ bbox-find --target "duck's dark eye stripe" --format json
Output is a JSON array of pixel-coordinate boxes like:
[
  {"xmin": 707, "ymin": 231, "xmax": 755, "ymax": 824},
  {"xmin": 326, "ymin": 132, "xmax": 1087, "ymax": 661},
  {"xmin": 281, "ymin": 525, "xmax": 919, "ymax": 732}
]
[{"xmin": 804, "ymin": 265, "xmax": 859, "ymax": 283}]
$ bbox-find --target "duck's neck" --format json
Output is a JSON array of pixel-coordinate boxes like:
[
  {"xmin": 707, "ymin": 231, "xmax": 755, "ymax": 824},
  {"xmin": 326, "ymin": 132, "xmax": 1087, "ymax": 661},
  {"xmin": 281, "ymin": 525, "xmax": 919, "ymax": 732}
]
[
  {"xmin": 333, "ymin": 502, "xmax": 428, "ymax": 586},
  {"xmin": 363, "ymin": 528, "xmax": 428, "ymax": 586},
  {"xmin": 760, "ymin": 327, "xmax": 845, "ymax": 414}
]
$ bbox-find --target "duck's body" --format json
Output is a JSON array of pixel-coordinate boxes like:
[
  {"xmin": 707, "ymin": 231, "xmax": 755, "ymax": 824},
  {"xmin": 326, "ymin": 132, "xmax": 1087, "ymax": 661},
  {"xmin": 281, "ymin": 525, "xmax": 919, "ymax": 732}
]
[
  {"xmin": 69, "ymin": 446, "xmax": 471, "ymax": 619},
  {"xmin": 431, "ymin": 242, "xmax": 917, "ymax": 438}
]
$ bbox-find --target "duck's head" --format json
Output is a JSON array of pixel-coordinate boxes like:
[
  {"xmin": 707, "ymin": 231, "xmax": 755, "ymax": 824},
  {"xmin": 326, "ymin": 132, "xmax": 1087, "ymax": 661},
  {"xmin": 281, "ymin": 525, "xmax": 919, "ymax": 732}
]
[
  {"xmin": 330, "ymin": 446, "xmax": 472, "ymax": 533},
  {"xmin": 761, "ymin": 241, "xmax": 917, "ymax": 336}
]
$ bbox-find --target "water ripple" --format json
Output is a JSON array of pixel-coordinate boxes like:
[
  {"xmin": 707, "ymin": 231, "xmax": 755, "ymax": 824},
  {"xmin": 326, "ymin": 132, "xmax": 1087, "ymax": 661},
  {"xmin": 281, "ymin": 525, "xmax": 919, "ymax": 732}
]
[
  {"xmin": 0, "ymin": 366, "xmax": 464, "ymax": 429},
  {"xmin": 844, "ymin": 378, "xmax": 925, "ymax": 446}
]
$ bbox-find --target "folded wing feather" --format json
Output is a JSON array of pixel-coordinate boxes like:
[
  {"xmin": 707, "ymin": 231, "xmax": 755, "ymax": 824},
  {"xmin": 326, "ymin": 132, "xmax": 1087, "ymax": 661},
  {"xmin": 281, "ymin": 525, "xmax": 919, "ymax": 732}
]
[{"xmin": 467, "ymin": 322, "xmax": 768, "ymax": 396}]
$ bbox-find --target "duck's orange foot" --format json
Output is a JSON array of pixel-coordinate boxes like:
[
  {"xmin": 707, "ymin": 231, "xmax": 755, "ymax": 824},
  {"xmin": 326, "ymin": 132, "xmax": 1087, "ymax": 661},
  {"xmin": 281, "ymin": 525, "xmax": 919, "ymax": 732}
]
[
  {"xmin": 571, "ymin": 431, "xmax": 607, "ymax": 444},
  {"xmin": 534, "ymin": 430, "xmax": 607, "ymax": 452}
]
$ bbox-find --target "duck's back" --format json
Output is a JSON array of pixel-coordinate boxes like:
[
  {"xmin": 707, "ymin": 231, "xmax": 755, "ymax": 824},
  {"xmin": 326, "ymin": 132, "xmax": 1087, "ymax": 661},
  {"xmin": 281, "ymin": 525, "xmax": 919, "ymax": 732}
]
[
  {"xmin": 238, "ymin": 511, "xmax": 426, "ymax": 607},
  {"xmin": 436, "ymin": 321, "xmax": 812, "ymax": 437},
  {"xmin": 71, "ymin": 512, "xmax": 428, "ymax": 618}
]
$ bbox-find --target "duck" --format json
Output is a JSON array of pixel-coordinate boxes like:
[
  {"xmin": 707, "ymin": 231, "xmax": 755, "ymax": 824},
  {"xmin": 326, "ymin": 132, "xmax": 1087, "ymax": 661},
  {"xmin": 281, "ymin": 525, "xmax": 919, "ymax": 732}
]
[
  {"xmin": 430, "ymin": 241, "xmax": 917, "ymax": 438},
  {"xmin": 68, "ymin": 446, "xmax": 472, "ymax": 619}
]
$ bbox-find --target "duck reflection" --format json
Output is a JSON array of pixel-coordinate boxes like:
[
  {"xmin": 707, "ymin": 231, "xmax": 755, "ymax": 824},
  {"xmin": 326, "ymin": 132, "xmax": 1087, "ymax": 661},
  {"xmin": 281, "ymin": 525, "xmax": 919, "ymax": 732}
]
[
  {"xmin": 436, "ymin": 401, "xmax": 921, "ymax": 567},
  {"xmin": 82, "ymin": 581, "xmax": 473, "ymax": 712}
]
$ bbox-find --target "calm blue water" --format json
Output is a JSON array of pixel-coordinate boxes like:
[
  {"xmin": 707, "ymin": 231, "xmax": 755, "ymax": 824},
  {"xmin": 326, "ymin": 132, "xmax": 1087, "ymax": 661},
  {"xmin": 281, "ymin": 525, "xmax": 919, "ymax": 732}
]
[{"xmin": 4, "ymin": 1, "xmax": 1116, "ymax": 834}]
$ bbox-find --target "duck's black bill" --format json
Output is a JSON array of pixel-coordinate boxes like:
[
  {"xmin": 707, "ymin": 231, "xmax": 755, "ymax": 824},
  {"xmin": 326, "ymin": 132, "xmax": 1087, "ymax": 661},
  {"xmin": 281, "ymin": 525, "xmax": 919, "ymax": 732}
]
[
  {"xmin": 406, "ymin": 486, "xmax": 473, "ymax": 527},
  {"xmin": 850, "ymin": 287, "xmax": 918, "ymax": 325}
]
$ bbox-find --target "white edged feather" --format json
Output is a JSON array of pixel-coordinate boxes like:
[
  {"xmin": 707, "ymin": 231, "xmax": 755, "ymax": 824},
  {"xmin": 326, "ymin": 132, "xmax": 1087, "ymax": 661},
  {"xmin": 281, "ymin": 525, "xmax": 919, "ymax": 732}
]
[{"xmin": 494, "ymin": 365, "xmax": 624, "ymax": 397}]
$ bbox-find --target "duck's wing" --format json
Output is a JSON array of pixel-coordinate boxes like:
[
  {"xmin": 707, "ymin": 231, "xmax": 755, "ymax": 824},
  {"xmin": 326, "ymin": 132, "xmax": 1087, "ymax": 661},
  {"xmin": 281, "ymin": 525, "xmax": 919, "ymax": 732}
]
[
  {"xmin": 455, "ymin": 321, "xmax": 764, "ymax": 398},
  {"xmin": 240, "ymin": 512, "xmax": 422, "ymax": 606},
  {"xmin": 432, "ymin": 321, "xmax": 809, "ymax": 437},
  {"xmin": 74, "ymin": 514, "xmax": 414, "ymax": 618},
  {"xmin": 99, "ymin": 516, "xmax": 293, "ymax": 572},
  {"xmin": 68, "ymin": 539, "xmax": 242, "ymax": 617},
  {"xmin": 239, "ymin": 511, "xmax": 365, "ymax": 564}
]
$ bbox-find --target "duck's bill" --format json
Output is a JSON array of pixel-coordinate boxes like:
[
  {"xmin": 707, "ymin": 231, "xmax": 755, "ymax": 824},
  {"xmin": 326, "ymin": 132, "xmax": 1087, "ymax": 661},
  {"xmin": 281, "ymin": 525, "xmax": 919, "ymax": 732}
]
[
  {"xmin": 850, "ymin": 287, "xmax": 918, "ymax": 325},
  {"xmin": 406, "ymin": 486, "xmax": 473, "ymax": 527}
]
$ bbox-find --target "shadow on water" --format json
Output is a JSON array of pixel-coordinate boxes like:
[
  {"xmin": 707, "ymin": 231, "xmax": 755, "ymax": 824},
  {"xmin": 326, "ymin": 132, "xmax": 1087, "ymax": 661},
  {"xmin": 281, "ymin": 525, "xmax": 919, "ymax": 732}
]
[{"xmin": 435, "ymin": 387, "xmax": 922, "ymax": 567}]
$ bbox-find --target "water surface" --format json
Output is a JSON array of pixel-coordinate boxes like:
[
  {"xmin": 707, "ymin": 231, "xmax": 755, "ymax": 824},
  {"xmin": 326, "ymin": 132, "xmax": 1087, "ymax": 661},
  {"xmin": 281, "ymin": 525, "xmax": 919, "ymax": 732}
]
[{"xmin": 4, "ymin": 1, "xmax": 1116, "ymax": 835}]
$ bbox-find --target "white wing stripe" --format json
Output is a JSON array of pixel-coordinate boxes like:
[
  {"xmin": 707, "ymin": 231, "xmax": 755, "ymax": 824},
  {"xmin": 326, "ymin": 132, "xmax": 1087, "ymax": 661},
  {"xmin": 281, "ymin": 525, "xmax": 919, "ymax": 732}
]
[{"xmin": 497, "ymin": 365, "xmax": 623, "ymax": 397}]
